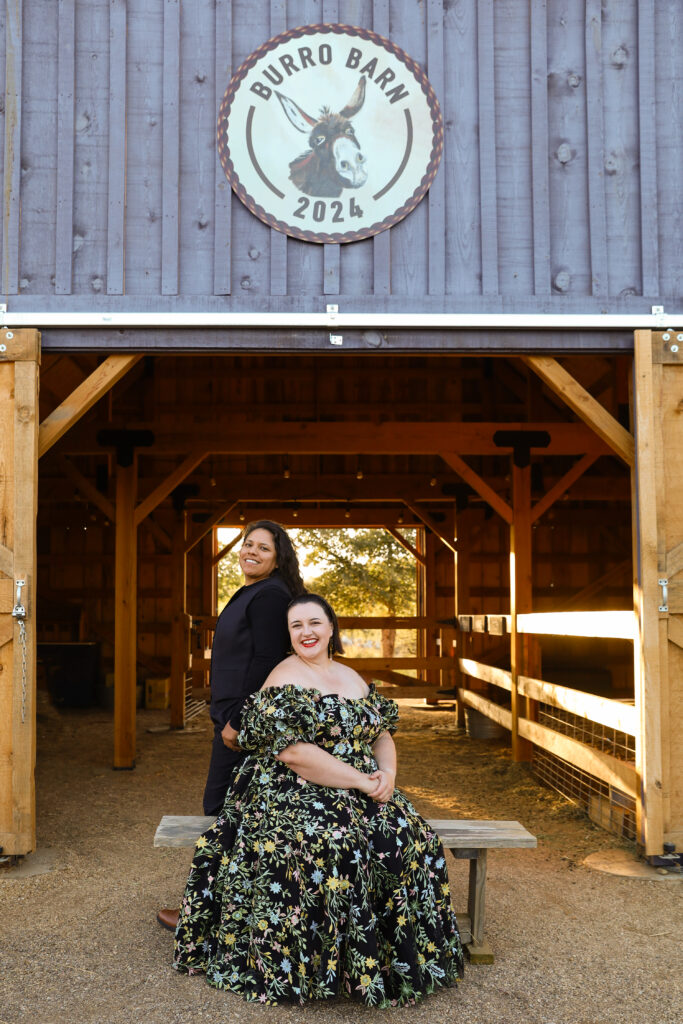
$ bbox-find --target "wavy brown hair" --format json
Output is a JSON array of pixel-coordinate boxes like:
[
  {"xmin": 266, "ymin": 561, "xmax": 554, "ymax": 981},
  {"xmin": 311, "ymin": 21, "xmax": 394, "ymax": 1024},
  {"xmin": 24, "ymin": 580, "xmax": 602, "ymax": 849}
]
[{"xmin": 243, "ymin": 520, "xmax": 305, "ymax": 597}]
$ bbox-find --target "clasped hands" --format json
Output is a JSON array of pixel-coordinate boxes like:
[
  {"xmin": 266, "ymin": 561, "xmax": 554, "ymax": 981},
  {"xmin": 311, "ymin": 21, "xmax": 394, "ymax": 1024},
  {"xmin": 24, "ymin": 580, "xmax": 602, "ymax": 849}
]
[{"xmin": 363, "ymin": 767, "xmax": 396, "ymax": 803}]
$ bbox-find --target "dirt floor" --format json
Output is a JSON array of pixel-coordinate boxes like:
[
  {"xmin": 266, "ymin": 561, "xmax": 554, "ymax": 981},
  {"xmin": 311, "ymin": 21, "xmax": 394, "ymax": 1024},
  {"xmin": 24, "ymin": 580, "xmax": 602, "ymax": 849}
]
[{"xmin": 1, "ymin": 694, "xmax": 681, "ymax": 1024}]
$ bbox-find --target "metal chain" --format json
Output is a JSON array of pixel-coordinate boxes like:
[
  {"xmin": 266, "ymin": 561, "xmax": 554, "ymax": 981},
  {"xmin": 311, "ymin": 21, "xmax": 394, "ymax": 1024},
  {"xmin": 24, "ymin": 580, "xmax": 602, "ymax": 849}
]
[{"xmin": 18, "ymin": 618, "xmax": 27, "ymax": 723}]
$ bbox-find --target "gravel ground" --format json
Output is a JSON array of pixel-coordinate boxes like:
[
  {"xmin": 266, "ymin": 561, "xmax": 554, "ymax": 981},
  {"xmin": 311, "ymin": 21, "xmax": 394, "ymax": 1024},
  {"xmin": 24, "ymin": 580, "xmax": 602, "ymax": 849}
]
[{"xmin": 1, "ymin": 696, "xmax": 681, "ymax": 1024}]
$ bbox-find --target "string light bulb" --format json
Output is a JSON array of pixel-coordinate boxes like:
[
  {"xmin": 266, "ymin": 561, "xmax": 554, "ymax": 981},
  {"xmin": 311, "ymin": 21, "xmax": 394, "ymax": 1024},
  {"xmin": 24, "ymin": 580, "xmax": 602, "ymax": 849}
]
[
  {"xmin": 430, "ymin": 477, "xmax": 437, "ymax": 487},
  {"xmin": 283, "ymin": 466, "xmax": 291, "ymax": 479},
  {"xmin": 356, "ymin": 468, "xmax": 364, "ymax": 480}
]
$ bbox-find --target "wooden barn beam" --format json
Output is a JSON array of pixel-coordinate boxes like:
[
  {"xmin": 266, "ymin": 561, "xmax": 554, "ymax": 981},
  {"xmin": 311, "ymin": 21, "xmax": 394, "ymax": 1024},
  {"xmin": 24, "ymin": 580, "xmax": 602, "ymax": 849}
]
[
  {"xmin": 114, "ymin": 456, "xmax": 138, "ymax": 769},
  {"xmin": 440, "ymin": 452, "xmax": 513, "ymax": 523},
  {"xmin": 60, "ymin": 455, "xmax": 116, "ymax": 523},
  {"xmin": 522, "ymin": 356, "xmax": 635, "ymax": 466},
  {"xmin": 170, "ymin": 514, "xmax": 189, "ymax": 730},
  {"xmin": 530, "ymin": 453, "xmax": 599, "ymax": 523},
  {"xmin": 186, "ymin": 501, "xmax": 237, "ymax": 555},
  {"xmin": 510, "ymin": 463, "xmax": 536, "ymax": 762},
  {"xmin": 0, "ymin": 329, "xmax": 40, "ymax": 856},
  {"xmin": 211, "ymin": 507, "xmax": 449, "ymax": 530},
  {"xmin": 59, "ymin": 420, "xmax": 611, "ymax": 456},
  {"xmin": 134, "ymin": 451, "xmax": 208, "ymax": 527},
  {"xmin": 403, "ymin": 503, "xmax": 457, "ymax": 555},
  {"xmin": 384, "ymin": 527, "xmax": 427, "ymax": 565},
  {"xmin": 38, "ymin": 354, "xmax": 142, "ymax": 458}
]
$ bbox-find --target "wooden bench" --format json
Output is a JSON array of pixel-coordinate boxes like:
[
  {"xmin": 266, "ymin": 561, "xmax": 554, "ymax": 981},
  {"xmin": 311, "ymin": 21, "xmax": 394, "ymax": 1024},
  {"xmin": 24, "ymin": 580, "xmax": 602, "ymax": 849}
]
[{"xmin": 154, "ymin": 816, "xmax": 536, "ymax": 964}]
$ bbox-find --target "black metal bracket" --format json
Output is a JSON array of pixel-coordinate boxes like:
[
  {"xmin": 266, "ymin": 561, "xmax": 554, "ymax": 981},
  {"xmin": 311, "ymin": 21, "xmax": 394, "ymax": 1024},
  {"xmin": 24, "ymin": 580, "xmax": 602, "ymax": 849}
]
[{"xmin": 493, "ymin": 429, "xmax": 551, "ymax": 468}]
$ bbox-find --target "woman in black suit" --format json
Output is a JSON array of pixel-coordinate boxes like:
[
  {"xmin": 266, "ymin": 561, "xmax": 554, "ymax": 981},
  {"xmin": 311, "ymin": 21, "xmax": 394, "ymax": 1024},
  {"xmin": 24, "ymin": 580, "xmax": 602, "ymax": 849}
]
[
  {"xmin": 202, "ymin": 520, "xmax": 305, "ymax": 815},
  {"xmin": 157, "ymin": 520, "xmax": 305, "ymax": 931}
]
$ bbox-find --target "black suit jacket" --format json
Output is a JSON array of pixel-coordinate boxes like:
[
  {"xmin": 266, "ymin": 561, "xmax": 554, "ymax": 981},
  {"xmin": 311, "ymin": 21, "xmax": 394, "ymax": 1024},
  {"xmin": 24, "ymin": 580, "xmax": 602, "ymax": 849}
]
[{"xmin": 209, "ymin": 572, "xmax": 292, "ymax": 733}]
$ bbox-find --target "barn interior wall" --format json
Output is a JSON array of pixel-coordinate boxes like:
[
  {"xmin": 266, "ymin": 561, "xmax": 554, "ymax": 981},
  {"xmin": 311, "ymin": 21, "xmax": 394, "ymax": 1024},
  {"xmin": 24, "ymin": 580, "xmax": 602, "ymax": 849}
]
[{"xmin": 35, "ymin": 351, "xmax": 634, "ymax": 705}]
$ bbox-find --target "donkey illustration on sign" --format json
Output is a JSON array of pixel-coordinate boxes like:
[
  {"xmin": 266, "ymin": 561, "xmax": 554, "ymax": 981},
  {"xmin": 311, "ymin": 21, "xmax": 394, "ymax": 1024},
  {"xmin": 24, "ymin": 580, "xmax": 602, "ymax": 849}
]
[{"xmin": 276, "ymin": 76, "xmax": 368, "ymax": 197}]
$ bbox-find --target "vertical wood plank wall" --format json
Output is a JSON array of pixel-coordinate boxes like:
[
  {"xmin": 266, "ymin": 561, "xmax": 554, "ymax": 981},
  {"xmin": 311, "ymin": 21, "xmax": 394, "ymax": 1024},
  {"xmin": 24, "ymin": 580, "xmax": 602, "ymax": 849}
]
[
  {"xmin": 1, "ymin": 0, "xmax": 680, "ymax": 310},
  {"xmin": 0, "ymin": 331, "xmax": 40, "ymax": 856}
]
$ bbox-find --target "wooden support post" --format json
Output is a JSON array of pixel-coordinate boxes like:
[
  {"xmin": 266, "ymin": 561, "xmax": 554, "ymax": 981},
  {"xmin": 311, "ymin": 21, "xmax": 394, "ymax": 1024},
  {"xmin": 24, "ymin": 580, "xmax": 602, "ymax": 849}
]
[
  {"xmin": 203, "ymin": 532, "xmax": 217, "ymax": 687},
  {"xmin": 170, "ymin": 512, "xmax": 188, "ymax": 729},
  {"xmin": 468, "ymin": 848, "xmax": 488, "ymax": 947},
  {"xmin": 424, "ymin": 529, "xmax": 439, "ymax": 702},
  {"xmin": 510, "ymin": 463, "xmax": 534, "ymax": 762},
  {"xmin": 454, "ymin": 509, "xmax": 475, "ymax": 727},
  {"xmin": 114, "ymin": 456, "xmax": 138, "ymax": 768},
  {"xmin": 631, "ymin": 329, "xmax": 683, "ymax": 855},
  {"xmin": 0, "ymin": 330, "xmax": 40, "ymax": 856}
]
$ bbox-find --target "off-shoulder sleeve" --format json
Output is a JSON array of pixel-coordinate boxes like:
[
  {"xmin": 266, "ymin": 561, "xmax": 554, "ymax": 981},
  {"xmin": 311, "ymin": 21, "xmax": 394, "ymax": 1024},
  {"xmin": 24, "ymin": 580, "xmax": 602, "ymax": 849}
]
[
  {"xmin": 238, "ymin": 684, "xmax": 321, "ymax": 756},
  {"xmin": 368, "ymin": 687, "xmax": 400, "ymax": 735}
]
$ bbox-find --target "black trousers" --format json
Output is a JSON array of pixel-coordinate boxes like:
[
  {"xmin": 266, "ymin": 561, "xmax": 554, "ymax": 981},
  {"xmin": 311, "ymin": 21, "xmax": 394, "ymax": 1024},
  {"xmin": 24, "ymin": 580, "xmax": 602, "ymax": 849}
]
[{"xmin": 203, "ymin": 728, "xmax": 243, "ymax": 815}]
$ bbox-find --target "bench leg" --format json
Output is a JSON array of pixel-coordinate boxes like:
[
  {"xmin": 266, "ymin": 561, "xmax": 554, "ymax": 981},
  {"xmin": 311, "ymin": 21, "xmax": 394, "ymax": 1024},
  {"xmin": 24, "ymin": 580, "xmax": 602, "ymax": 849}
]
[{"xmin": 466, "ymin": 849, "xmax": 494, "ymax": 964}]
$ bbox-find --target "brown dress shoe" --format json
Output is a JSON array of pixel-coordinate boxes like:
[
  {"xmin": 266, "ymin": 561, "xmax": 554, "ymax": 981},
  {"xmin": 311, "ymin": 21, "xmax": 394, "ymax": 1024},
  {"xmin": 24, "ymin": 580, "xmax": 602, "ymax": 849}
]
[{"xmin": 156, "ymin": 907, "xmax": 179, "ymax": 931}]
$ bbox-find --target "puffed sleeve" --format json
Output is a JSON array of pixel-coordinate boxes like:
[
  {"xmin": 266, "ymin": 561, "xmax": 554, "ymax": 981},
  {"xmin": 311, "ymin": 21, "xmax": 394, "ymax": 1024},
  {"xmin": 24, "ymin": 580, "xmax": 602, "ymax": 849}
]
[
  {"xmin": 238, "ymin": 684, "xmax": 321, "ymax": 756},
  {"xmin": 367, "ymin": 686, "xmax": 400, "ymax": 735}
]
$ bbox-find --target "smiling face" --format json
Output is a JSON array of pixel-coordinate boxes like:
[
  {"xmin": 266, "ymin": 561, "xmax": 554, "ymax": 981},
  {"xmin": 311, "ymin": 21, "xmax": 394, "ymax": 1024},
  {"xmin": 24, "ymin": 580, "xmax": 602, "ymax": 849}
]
[
  {"xmin": 287, "ymin": 601, "xmax": 334, "ymax": 661},
  {"xmin": 238, "ymin": 527, "xmax": 278, "ymax": 585}
]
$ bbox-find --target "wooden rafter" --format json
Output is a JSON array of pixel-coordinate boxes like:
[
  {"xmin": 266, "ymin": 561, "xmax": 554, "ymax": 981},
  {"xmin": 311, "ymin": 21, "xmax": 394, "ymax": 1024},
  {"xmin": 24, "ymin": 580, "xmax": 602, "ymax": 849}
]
[
  {"xmin": 185, "ymin": 501, "xmax": 237, "ymax": 555},
  {"xmin": 440, "ymin": 452, "xmax": 512, "ymax": 523},
  {"xmin": 403, "ymin": 502, "xmax": 457, "ymax": 555},
  {"xmin": 212, "ymin": 531, "xmax": 241, "ymax": 566},
  {"xmin": 522, "ymin": 356, "xmax": 635, "ymax": 466},
  {"xmin": 530, "ymin": 453, "xmax": 599, "ymax": 523},
  {"xmin": 384, "ymin": 526, "xmax": 427, "ymax": 564},
  {"xmin": 134, "ymin": 451, "xmax": 208, "ymax": 526},
  {"xmin": 38, "ymin": 354, "xmax": 142, "ymax": 458}
]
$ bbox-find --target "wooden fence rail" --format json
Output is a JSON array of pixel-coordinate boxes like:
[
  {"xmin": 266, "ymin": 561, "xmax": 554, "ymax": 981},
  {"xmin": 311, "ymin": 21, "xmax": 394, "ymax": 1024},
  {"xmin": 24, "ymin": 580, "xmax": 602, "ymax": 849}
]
[
  {"xmin": 457, "ymin": 656, "xmax": 638, "ymax": 800},
  {"xmin": 459, "ymin": 610, "xmax": 636, "ymax": 641}
]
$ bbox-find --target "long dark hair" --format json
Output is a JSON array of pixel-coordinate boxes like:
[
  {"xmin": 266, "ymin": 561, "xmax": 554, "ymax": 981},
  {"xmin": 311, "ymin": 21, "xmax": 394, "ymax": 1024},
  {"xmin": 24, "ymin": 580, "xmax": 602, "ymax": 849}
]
[
  {"xmin": 287, "ymin": 593, "xmax": 344, "ymax": 655},
  {"xmin": 243, "ymin": 520, "xmax": 306, "ymax": 596}
]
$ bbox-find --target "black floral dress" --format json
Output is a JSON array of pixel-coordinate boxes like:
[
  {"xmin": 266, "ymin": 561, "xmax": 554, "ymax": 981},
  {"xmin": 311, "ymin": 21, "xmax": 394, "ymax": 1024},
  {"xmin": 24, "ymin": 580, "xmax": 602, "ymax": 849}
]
[{"xmin": 173, "ymin": 684, "xmax": 463, "ymax": 1007}]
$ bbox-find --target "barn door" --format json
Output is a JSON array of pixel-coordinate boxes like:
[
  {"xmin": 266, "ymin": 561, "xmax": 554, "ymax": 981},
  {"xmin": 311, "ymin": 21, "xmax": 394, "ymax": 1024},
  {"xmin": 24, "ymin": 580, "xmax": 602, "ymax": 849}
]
[
  {"xmin": 0, "ymin": 330, "xmax": 40, "ymax": 857},
  {"xmin": 633, "ymin": 329, "xmax": 683, "ymax": 856}
]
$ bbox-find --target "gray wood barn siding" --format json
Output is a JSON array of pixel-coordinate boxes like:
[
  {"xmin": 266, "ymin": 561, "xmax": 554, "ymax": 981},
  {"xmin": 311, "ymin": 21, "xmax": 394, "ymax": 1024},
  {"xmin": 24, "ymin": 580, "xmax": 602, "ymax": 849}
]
[{"xmin": 1, "ymin": 0, "xmax": 681, "ymax": 315}]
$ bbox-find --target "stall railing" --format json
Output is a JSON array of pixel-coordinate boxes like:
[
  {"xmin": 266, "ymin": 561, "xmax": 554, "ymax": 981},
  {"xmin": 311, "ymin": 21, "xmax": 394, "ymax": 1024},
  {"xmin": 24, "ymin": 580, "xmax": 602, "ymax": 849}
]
[{"xmin": 457, "ymin": 610, "xmax": 638, "ymax": 838}]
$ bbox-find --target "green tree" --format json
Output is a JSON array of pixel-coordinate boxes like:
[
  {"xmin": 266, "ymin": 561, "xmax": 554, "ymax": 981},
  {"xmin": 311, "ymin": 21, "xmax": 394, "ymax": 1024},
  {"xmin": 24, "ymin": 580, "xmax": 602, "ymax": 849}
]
[
  {"xmin": 216, "ymin": 544, "xmax": 243, "ymax": 610},
  {"xmin": 297, "ymin": 528, "xmax": 417, "ymax": 656}
]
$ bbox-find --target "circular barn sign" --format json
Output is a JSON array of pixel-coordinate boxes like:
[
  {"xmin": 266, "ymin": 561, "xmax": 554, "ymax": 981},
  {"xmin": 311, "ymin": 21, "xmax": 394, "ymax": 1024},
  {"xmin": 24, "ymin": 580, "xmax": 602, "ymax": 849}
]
[{"xmin": 217, "ymin": 24, "xmax": 443, "ymax": 243}]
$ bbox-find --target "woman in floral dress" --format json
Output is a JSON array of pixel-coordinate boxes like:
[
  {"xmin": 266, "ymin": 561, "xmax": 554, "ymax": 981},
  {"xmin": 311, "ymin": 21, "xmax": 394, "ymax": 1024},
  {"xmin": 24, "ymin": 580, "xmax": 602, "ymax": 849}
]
[{"xmin": 173, "ymin": 594, "xmax": 463, "ymax": 1007}]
